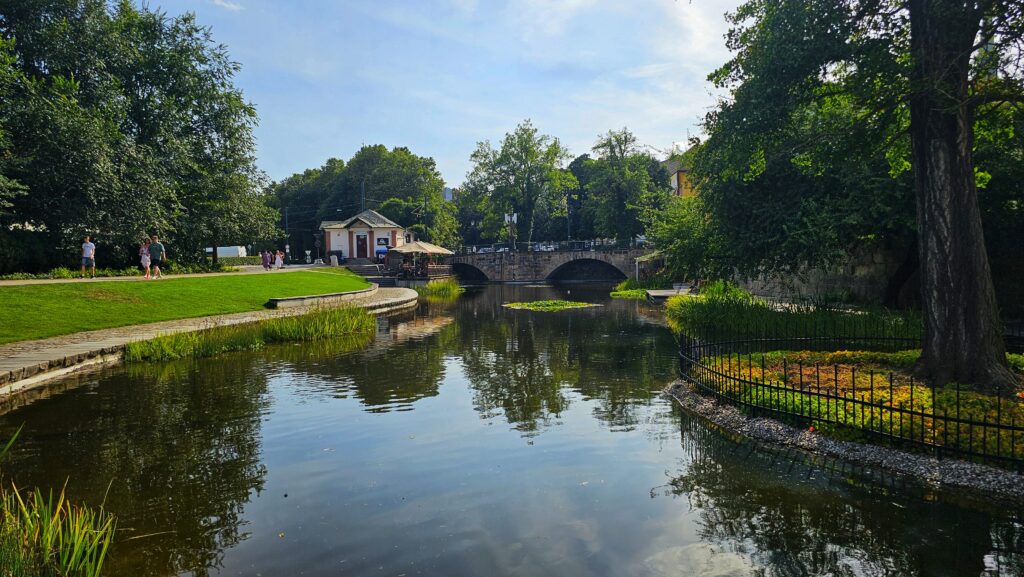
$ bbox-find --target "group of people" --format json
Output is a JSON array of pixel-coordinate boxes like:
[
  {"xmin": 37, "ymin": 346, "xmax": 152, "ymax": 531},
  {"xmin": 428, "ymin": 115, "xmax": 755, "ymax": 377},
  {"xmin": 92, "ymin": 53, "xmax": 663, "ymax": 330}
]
[
  {"xmin": 260, "ymin": 249, "xmax": 285, "ymax": 271},
  {"xmin": 79, "ymin": 234, "xmax": 167, "ymax": 279}
]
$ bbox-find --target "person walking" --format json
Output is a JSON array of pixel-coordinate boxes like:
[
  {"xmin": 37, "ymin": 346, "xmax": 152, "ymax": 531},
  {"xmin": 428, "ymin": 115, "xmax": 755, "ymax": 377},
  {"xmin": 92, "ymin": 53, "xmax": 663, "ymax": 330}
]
[
  {"xmin": 80, "ymin": 235, "xmax": 96, "ymax": 278},
  {"xmin": 139, "ymin": 238, "xmax": 152, "ymax": 279},
  {"xmin": 149, "ymin": 235, "xmax": 167, "ymax": 279},
  {"xmin": 274, "ymin": 249, "xmax": 284, "ymax": 269},
  {"xmin": 261, "ymin": 250, "xmax": 272, "ymax": 271}
]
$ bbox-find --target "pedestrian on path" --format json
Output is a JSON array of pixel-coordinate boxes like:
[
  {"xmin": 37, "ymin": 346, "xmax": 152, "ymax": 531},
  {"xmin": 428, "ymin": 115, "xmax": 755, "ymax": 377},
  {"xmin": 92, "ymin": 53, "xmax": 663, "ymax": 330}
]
[
  {"xmin": 80, "ymin": 235, "xmax": 96, "ymax": 278},
  {"xmin": 275, "ymin": 249, "xmax": 284, "ymax": 269},
  {"xmin": 261, "ymin": 250, "xmax": 272, "ymax": 271},
  {"xmin": 139, "ymin": 238, "xmax": 152, "ymax": 279},
  {"xmin": 149, "ymin": 235, "xmax": 166, "ymax": 279}
]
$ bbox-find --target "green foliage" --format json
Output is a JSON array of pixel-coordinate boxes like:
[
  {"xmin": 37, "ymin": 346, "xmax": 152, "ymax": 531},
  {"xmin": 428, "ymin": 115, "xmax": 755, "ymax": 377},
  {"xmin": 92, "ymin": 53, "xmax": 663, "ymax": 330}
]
[
  {"xmin": 0, "ymin": 262, "xmax": 239, "ymax": 280},
  {"xmin": 216, "ymin": 256, "xmax": 262, "ymax": 266},
  {"xmin": 0, "ymin": 428, "xmax": 116, "ymax": 577},
  {"xmin": 503, "ymin": 300, "xmax": 600, "ymax": 312},
  {"xmin": 461, "ymin": 120, "xmax": 576, "ymax": 245},
  {"xmin": 666, "ymin": 281, "xmax": 921, "ymax": 341},
  {"xmin": 0, "ymin": 270, "xmax": 370, "ymax": 344},
  {"xmin": 609, "ymin": 289, "xmax": 647, "ymax": 300},
  {"xmin": 414, "ymin": 278, "xmax": 465, "ymax": 299},
  {"xmin": 124, "ymin": 306, "xmax": 375, "ymax": 362},
  {"xmin": 644, "ymin": 195, "xmax": 723, "ymax": 281},
  {"xmin": 0, "ymin": 1, "xmax": 279, "ymax": 272}
]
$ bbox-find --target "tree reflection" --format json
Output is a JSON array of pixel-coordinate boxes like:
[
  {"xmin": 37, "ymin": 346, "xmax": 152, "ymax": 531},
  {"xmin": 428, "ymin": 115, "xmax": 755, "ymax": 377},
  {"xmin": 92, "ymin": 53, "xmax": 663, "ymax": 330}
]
[
  {"xmin": 0, "ymin": 358, "xmax": 269, "ymax": 577},
  {"xmin": 451, "ymin": 285, "xmax": 678, "ymax": 433},
  {"xmin": 657, "ymin": 411, "xmax": 1024, "ymax": 577}
]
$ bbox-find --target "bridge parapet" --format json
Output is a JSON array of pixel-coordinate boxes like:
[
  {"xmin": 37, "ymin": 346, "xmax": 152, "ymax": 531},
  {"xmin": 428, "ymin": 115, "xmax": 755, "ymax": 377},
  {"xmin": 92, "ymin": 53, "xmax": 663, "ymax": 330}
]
[{"xmin": 451, "ymin": 247, "xmax": 650, "ymax": 282}]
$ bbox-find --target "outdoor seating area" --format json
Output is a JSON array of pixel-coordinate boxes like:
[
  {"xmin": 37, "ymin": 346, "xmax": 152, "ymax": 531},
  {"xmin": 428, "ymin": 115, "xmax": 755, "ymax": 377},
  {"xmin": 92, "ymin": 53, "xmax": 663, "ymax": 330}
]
[{"xmin": 384, "ymin": 241, "xmax": 454, "ymax": 280}]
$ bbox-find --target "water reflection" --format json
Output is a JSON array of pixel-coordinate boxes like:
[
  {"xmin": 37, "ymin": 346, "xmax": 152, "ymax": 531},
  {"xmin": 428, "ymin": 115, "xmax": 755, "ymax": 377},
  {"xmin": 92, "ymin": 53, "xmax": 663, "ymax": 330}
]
[
  {"xmin": 660, "ymin": 412, "xmax": 1024, "ymax": 577},
  {"xmin": 0, "ymin": 284, "xmax": 1019, "ymax": 577},
  {"xmin": 0, "ymin": 359, "xmax": 269, "ymax": 576}
]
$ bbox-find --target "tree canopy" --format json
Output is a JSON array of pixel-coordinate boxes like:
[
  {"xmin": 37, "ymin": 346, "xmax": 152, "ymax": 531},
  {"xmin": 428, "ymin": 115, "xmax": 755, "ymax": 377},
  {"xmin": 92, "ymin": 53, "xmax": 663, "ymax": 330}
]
[{"xmin": 0, "ymin": 0, "xmax": 278, "ymax": 271}]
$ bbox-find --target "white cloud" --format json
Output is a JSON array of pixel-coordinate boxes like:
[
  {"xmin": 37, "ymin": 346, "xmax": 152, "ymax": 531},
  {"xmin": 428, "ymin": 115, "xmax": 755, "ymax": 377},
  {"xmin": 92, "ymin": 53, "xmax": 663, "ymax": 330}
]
[{"xmin": 211, "ymin": 0, "xmax": 243, "ymax": 11}]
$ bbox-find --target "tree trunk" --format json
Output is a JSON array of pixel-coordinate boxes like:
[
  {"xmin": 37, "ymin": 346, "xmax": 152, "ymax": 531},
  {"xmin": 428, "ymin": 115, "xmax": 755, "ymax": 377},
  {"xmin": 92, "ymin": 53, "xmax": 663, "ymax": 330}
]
[{"xmin": 908, "ymin": 0, "xmax": 1015, "ymax": 388}]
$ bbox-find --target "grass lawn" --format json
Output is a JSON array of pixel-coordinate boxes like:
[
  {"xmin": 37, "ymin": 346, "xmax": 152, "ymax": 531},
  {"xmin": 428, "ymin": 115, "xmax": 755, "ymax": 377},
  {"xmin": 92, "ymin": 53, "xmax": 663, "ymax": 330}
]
[{"xmin": 0, "ymin": 269, "xmax": 370, "ymax": 344}]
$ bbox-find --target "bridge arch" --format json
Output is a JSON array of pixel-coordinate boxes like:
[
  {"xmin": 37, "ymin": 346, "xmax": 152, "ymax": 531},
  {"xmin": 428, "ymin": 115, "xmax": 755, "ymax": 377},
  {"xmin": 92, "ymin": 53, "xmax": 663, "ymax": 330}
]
[
  {"xmin": 452, "ymin": 262, "xmax": 490, "ymax": 282},
  {"xmin": 544, "ymin": 257, "xmax": 628, "ymax": 282}
]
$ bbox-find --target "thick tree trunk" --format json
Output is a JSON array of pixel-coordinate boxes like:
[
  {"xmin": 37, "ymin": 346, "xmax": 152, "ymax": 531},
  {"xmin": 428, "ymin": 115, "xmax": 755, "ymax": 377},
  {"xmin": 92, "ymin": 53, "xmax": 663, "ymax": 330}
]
[{"xmin": 908, "ymin": 0, "xmax": 1015, "ymax": 388}]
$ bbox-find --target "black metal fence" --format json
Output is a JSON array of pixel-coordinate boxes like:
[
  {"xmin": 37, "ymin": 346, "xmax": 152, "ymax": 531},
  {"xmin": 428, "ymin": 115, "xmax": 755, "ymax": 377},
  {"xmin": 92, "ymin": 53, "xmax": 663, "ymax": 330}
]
[{"xmin": 678, "ymin": 321, "xmax": 1024, "ymax": 471}]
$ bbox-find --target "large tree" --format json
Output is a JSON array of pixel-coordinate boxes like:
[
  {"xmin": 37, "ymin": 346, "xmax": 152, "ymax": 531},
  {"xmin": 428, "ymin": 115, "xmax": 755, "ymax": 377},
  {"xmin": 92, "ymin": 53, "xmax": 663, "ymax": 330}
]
[
  {"xmin": 700, "ymin": 0, "xmax": 1023, "ymax": 387},
  {"xmin": 463, "ymin": 120, "xmax": 576, "ymax": 246},
  {"xmin": 0, "ymin": 0, "xmax": 277, "ymax": 269}
]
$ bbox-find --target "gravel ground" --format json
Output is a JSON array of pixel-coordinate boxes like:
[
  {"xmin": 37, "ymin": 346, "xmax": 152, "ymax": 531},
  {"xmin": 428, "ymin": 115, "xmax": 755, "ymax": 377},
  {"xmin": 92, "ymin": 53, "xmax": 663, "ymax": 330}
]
[{"xmin": 665, "ymin": 379, "xmax": 1024, "ymax": 502}]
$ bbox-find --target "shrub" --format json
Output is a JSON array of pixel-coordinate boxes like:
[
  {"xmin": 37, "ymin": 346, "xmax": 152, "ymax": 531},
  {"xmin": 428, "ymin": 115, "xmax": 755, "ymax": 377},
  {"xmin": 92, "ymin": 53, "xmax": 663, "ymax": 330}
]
[{"xmin": 216, "ymin": 256, "xmax": 262, "ymax": 266}]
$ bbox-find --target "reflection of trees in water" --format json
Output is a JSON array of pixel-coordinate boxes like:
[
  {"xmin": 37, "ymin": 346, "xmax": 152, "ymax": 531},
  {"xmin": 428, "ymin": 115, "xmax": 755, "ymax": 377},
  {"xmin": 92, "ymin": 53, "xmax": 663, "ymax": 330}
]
[
  {"xmin": 0, "ymin": 358, "xmax": 269, "ymax": 577},
  {"xmin": 658, "ymin": 412, "xmax": 1024, "ymax": 577},
  {"xmin": 451, "ymin": 286, "xmax": 678, "ymax": 434},
  {"xmin": 264, "ymin": 313, "xmax": 457, "ymax": 411}
]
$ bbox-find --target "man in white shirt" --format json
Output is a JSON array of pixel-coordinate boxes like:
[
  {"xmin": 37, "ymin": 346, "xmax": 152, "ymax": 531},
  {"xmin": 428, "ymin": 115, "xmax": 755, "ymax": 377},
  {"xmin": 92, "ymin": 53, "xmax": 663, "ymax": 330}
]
[{"xmin": 81, "ymin": 235, "xmax": 96, "ymax": 279}]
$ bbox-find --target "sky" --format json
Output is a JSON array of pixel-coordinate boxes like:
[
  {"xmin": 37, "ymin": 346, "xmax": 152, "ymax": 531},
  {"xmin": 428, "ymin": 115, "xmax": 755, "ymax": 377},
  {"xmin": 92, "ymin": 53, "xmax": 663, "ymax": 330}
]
[{"xmin": 153, "ymin": 0, "xmax": 744, "ymax": 186}]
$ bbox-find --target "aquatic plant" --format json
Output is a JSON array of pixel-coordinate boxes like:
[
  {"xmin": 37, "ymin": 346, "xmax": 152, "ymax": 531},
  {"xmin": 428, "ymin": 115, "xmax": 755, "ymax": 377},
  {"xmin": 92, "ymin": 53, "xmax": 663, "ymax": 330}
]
[
  {"xmin": 610, "ymin": 289, "xmax": 647, "ymax": 300},
  {"xmin": 414, "ymin": 278, "xmax": 465, "ymax": 299},
  {"xmin": 0, "ymin": 428, "xmax": 116, "ymax": 577},
  {"xmin": 503, "ymin": 300, "xmax": 600, "ymax": 312},
  {"xmin": 124, "ymin": 306, "xmax": 376, "ymax": 362}
]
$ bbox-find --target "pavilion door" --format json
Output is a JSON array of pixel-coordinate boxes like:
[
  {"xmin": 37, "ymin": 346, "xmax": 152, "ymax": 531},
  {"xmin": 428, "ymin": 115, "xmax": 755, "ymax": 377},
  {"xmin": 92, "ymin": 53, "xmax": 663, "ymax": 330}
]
[{"xmin": 356, "ymin": 235, "xmax": 368, "ymax": 259}]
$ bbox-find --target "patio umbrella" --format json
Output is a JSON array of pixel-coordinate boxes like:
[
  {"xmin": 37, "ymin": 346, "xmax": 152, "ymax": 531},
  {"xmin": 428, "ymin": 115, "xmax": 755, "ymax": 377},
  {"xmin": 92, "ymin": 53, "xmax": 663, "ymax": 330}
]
[{"xmin": 389, "ymin": 241, "xmax": 454, "ymax": 255}]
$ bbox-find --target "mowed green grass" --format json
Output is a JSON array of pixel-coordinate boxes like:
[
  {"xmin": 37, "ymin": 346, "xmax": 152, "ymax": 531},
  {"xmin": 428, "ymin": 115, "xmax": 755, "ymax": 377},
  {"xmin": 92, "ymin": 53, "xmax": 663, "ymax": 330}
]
[{"xmin": 0, "ymin": 269, "xmax": 370, "ymax": 344}]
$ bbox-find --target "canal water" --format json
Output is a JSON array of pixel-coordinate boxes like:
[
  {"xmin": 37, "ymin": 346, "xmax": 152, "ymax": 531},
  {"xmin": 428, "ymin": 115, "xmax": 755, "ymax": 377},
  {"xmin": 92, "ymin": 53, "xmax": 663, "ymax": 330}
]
[{"xmin": 0, "ymin": 284, "xmax": 1021, "ymax": 576}]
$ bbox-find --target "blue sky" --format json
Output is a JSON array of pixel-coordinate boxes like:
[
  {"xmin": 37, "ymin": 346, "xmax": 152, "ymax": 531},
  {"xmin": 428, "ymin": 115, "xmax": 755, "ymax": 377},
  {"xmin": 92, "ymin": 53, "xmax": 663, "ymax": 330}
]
[{"xmin": 154, "ymin": 0, "xmax": 743, "ymax": 186}]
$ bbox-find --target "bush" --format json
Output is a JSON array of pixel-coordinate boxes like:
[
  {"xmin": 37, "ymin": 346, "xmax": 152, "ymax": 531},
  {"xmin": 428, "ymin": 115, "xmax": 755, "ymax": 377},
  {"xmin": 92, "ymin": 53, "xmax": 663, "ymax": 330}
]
[
  {"xmin": 0, "ymin": 261, "xmax": 240, "ymax": 280},
  {"xmin": 216, "ymin": 256, "xmax": 262, "ymax": 266},
  {"xmin": 124, "ymin": 306, "xmax": 376, "ymax": 361}
]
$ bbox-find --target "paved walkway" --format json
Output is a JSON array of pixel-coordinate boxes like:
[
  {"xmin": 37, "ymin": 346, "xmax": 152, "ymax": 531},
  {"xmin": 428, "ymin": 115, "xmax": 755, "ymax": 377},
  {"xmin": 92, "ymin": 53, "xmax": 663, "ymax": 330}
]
[
  {"xmin": 0, "ymin": 287, "xmax": 418, "ymax": 392},
  {"xmin": 0, "ymin": 264, "xmax": 325, "ymax": 287}
]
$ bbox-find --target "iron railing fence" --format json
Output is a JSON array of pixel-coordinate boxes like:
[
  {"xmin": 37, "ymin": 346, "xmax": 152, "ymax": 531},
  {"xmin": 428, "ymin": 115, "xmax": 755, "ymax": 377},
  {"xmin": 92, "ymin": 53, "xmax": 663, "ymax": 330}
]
[{"xmin": 678, "ymin": 322, "xmax": 1024, "ymax": 472}]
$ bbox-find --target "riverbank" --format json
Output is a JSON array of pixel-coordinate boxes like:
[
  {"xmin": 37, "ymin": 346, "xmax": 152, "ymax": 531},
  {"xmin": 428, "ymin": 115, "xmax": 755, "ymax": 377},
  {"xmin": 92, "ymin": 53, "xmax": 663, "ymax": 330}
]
[
  {"xmin": 664, "ymin": 380, "xmax": 1024, "ymax": 502},
  {"xmin": 0, "ymin": 287, "xmax": 418, "ymax": 401},
  {"xmin": 0, "ymin": 267, "xmax": 369, "ymax": 344}
]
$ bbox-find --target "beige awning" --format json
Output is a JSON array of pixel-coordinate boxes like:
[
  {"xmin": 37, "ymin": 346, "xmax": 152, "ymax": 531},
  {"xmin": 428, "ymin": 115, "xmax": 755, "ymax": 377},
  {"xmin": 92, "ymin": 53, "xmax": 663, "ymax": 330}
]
[{"xmin": 389, "ymin": 241, "xmax": 454, "ymax": 255}]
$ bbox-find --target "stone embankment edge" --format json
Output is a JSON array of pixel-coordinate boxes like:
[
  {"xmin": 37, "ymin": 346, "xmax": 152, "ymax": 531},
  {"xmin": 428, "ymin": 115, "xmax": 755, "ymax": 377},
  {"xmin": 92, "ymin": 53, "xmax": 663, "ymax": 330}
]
[
  {"xmin": 664, "ymin": 379, "xmax": 1024, "ymax": 502},
  {"xmin": 267, "ymin": 284, "xmax": 377, "ymax": 308},
  {"xmin": 0, "ymin": 286, "xmax": 418, "ymax": 399}
]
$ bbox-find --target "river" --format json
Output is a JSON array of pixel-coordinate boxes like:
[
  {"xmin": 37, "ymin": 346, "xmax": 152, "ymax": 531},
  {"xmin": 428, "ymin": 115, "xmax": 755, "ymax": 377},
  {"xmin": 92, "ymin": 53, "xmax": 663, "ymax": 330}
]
[{"xmin": 0, "ymin": 284, "xmax": 1021, "ymax": 576}]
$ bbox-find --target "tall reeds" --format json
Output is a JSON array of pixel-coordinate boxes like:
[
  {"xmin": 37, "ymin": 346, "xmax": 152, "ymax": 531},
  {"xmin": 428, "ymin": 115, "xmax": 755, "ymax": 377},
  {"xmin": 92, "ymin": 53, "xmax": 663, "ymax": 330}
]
[
  {"xmin": 125, "ymin": 306, "xmax": 376, "ymax": 362},
  {"xmin": 0, "ymin": 428, "xmax": 116, "ymax": 577},
  {"xmin": 414, "ymin": 278, "xmax": 465, "ymax": 300}
]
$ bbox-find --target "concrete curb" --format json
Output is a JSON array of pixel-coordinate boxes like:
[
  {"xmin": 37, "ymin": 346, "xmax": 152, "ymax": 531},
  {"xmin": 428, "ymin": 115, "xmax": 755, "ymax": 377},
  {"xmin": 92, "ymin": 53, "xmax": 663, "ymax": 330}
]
[
  {"xmin": 267, "ymin": 284, "xmax": 377, "ymax": 308},
  {"xmin": 0, "ymin": 287, "xmax": 419, "ymax": 400}
]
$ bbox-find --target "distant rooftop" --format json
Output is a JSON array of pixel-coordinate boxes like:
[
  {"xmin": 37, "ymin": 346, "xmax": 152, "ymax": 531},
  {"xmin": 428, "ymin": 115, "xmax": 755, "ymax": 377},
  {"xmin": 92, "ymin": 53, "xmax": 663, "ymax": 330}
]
[{"xmin": 321, "ymin": 209, "xmax": 402, "ymax": 230}]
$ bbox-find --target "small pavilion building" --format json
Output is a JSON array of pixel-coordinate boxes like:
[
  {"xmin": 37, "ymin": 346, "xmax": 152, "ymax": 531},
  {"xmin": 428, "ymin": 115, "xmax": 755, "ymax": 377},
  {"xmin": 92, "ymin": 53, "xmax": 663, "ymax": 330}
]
[{"xmin": 320, "ymin": 209, "xmax": 410, "ymax": 261}]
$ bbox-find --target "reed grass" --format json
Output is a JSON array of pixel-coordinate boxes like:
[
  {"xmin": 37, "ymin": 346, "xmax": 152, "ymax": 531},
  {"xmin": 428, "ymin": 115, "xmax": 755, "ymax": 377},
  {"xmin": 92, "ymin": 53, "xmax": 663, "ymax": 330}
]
[
  {"xmin": 0, "ymin": 428, "xmax": 116, "ymax": 577},
  {"xmin": 124, "ymin": 306, "xmax": 376, "ymax": 362},
  {"xmin": 414, "ymin": 278, "xmax": 465, "ymax": 299},
  {"xmin": 666, "ymin": 280, "xmax": 921, "ymax": 341}
]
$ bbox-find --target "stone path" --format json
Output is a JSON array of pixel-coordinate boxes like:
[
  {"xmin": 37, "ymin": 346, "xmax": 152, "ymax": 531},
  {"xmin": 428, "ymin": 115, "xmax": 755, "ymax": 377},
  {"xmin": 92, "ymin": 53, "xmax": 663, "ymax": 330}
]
[
  {"xmin": 0, "ymin": 264, "xmax": 323, "ymax": 287},
  {"xmin": 0, "ymin": 287, "xmax": 418, "ymax": 393}
]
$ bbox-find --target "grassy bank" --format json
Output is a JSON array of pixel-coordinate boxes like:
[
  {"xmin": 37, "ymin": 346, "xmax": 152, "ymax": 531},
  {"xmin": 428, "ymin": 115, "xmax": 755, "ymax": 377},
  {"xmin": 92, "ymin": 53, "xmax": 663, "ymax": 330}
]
[
  {"xmin": 666, "ymin": 281, "xmax": 921, "ymax": 341},
  {"xmin": 0, "ymin": 269, "xmax": 370, "ymax": 344},
  {"xmin": 124, "ymin": 306, "xmax": 376, "ymax": 362},
  {"xmin": 503, "ymin": 300, "xmax": 600, "ymax": 312},
  {"xmin": 414, "ymin": 278, "xmax": 465, "ymax": 300},
  {"xmin": 0, "ymin": 430, "xmax": 116, "ymax": 577},
  {"xmin": 610, "ymin": 278, "xmax": 663, "ymax": 299}
]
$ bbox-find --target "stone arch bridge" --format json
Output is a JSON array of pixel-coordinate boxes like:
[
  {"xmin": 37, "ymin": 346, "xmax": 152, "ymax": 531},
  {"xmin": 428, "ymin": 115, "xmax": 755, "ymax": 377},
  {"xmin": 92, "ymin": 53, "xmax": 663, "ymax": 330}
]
[{"xmin": 451, "ymin": 249, "xmax": 649, "ymax": 282}]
